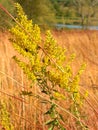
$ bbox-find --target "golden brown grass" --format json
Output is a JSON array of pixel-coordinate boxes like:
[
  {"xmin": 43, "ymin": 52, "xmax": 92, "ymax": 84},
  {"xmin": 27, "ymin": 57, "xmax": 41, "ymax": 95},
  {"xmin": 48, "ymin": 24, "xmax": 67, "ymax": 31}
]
[{"xmin": 0, "ymin": 30, "xmax": 98, "ymax": 129}]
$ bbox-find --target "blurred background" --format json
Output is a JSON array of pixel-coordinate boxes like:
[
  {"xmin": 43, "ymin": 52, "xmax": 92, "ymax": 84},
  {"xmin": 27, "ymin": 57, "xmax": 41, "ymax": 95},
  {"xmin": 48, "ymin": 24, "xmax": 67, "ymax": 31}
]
[{"xmin": 1, "ymin": 0, "xmax": 98, "ymax": 30}]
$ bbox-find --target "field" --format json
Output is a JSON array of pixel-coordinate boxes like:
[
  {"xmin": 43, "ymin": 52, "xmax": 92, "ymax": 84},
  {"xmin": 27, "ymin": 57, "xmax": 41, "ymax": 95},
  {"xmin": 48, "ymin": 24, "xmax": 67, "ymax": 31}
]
[{"xmin": 0, "ymin": 30, "xmax": 98, "ymax": 130}]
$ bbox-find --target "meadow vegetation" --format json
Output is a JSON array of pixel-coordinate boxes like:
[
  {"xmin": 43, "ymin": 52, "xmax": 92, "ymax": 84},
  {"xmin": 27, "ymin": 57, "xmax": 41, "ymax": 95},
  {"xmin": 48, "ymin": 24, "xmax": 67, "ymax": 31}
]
[{"xmin": 0, "ymin": 3, "xmax": 98, "ymax": 130}]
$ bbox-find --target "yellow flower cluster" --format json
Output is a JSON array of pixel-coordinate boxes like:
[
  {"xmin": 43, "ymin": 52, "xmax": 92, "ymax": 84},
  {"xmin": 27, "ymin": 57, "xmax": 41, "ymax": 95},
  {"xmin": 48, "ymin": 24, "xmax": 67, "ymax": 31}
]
[
  {"xmin": 44, "ymin": 30, "xmax": 66, "ymax": 66},
  {"xmin": 10, "ymin": 3, "xmax": 42, "ymax": 81}
]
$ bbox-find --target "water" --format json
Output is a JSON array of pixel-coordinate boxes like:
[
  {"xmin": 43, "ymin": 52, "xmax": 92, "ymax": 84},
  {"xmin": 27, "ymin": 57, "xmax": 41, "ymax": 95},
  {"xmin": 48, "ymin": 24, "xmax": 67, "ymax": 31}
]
[{"xmin": 56, "ymin": 24, "xmax": 98, "ymax": 30}]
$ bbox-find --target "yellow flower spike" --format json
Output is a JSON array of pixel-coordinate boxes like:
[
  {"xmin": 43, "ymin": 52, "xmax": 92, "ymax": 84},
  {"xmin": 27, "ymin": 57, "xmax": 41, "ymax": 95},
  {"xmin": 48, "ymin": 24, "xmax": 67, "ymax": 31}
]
[{"xmin": 54, "ymin": 92, "xmax": 66, "ymax": 100}]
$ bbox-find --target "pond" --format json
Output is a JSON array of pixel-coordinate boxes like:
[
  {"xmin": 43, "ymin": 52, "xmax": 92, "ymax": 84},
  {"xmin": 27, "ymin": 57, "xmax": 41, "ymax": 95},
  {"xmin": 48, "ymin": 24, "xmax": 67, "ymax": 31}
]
[{"xmin": 56, "ymin": 24, "xmax": 98, "ymax": 30}]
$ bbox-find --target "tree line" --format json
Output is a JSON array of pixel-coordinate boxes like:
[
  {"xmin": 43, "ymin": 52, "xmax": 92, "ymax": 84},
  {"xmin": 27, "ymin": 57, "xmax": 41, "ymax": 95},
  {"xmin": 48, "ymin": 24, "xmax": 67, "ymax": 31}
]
[{"xmin": 0, "ymin": 0, "xmax": 98, "ymax": 29}]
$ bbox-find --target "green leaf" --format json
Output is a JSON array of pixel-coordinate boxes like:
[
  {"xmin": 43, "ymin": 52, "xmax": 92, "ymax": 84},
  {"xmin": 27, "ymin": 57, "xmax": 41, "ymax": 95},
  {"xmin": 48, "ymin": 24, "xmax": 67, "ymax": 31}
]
[
  {"xmin": 41, "ymin": 90, "xmax": 48, "ymax": 94},
  {"xmin": 59, "ymin": 114, "xmax": 65, "ymax": 122},
  {"xmin": 45, "ymin": 109, "xmax": 51, "ymax": 115},
  {"xmin": 60, "ymin": 126, "xmax": 66, "ymax": 130},
  {"xmin": 45, "ymin": 119, "xmax": 55, "ymax": 125},
  {"xmin": 45, "ymin": 104, "xmax": 56, "ymax": 115},
  {"xmin": 48, "ymin": 125, "xmax": 54, "ymax": 130}
]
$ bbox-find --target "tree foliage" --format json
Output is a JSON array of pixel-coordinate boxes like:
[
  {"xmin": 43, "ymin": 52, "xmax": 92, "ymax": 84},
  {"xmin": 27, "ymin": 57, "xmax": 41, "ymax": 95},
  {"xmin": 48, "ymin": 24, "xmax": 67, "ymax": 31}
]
[
  {"xmin": 0, "ymin": 0, "xmax": 15, "ymax": 30},
  {"xmin": 73, "ymin": 0, "xmax": 98, "ymax": 27},
  {"xmin": 51, "ymin": 0, "xmax": 98, "ymax": 27},
  {"xmin": 15, "ymin": 0, "xmax": 56, "ymax": 27}
]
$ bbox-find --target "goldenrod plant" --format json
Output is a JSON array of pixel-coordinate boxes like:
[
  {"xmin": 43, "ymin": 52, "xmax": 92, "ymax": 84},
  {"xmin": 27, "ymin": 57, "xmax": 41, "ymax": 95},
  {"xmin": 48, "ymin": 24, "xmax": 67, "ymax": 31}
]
[
  {"xmin": 0, "ymin": 101, "xmax": 14, "ymax": 130},
  {"xmin": 10, "ymin": 3, "xmax": 88, "ymax": 130}
]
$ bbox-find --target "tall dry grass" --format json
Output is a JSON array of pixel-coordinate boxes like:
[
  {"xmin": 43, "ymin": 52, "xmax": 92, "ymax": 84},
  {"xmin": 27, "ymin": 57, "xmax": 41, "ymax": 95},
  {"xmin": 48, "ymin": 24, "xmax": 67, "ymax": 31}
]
[{"xmin": 0, "ymin": 30, "xmax": 98, "ymax": 129}]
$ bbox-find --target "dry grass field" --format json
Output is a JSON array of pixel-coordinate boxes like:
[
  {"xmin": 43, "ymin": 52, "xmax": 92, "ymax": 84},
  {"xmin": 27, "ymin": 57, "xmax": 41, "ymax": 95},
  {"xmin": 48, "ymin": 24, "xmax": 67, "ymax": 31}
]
[{"xmin": 0, "ymin": 30, "xmax": 98, "ymax": 130}]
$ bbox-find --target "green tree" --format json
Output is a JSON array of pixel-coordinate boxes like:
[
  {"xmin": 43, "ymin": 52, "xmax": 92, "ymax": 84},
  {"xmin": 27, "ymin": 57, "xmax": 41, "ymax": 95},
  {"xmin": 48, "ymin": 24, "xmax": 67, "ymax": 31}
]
[
  {"xmin": 51, "ymin": 0, "xmax": 77, "ymax": 24},
  {"xmin": 15, "ymin": 0, "xmax": 56, "ymax": 27},
  {"xmin": 73, "ymin": 0, "xmax": 98, "ymax": 27},
  {"xmin": 0, "ymin": 0, "xmax": 15, "ymax": 30}
]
